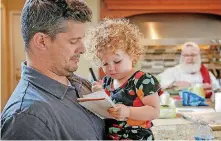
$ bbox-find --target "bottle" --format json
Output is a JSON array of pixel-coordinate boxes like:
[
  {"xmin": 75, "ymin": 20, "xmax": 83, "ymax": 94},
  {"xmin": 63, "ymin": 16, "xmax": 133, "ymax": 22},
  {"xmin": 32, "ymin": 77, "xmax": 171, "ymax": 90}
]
[
  {"xmin": 194, "ymin": 123, "xmax": 213, "ymax": 140},
  {"xmin": 215, "ymin": 92, "xmax": 221, "ymax": 112}
]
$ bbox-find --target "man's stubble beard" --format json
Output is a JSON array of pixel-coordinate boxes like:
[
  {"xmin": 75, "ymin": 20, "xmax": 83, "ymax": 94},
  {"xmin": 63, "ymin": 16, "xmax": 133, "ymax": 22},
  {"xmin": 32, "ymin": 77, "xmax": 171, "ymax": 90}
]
[
  {"xmin": 66, "ymin": 67, "xmax": 78, "ymax": 76},
  {"xmin": 50, "ymin": 60, "xmax": 78, "ymax": 77},
  {"xmin": 65, "ymin": 54, "xmax": 80, "ymax": 76},
  {"xmin": 63, "ymin": 62, "xmax": 79, "ymax": 76}
]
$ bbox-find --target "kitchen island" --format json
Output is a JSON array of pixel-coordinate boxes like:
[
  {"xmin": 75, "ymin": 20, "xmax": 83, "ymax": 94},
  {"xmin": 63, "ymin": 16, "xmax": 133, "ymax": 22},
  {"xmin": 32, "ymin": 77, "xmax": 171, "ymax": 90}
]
[
  {"xmin": 151, "ymin": 99, "xmax": 221, "ymax": 140},
  {"xmin": 151, "ymin": 118, "xmax": 221, "ymax": 140}
]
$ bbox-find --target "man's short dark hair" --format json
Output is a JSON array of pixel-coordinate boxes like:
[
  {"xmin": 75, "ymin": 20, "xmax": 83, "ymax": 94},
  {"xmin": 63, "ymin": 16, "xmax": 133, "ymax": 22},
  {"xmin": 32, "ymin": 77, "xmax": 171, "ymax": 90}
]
[{"xmin": 21, "ymin": 0, "xmax": 92, "ymax": 49}]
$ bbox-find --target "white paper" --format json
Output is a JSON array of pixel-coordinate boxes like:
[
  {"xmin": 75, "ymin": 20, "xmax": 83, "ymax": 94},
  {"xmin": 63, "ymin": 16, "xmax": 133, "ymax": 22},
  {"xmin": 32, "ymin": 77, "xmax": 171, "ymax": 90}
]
[{"xmin": 78, "ymin": 90, "xmax": 115, "ymax": 119}]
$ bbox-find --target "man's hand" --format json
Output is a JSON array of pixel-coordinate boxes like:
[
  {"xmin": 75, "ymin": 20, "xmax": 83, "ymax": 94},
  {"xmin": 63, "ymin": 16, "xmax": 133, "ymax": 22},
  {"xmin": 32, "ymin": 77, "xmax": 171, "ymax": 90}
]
[
  {"xmin": 92, "ymin": 80, "xmax": 103, "ymax": 92},
  {"xmin": 107, "ymin": 104, "xmax": 130, "ymax": 120},
  {"xmin": 203, "ymin": 83, "xmax": 213, "ymax": 93},
  {"xmin": 173, "ymin": 81, "xmax": 191, "ymax": 88}
]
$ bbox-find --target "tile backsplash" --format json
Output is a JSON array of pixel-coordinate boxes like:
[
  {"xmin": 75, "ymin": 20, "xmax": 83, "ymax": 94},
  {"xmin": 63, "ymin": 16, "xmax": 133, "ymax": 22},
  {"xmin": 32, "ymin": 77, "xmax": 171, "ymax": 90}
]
[{"xmin": 140, "ymin": 45, "xmax": 221, "ymax": 78}]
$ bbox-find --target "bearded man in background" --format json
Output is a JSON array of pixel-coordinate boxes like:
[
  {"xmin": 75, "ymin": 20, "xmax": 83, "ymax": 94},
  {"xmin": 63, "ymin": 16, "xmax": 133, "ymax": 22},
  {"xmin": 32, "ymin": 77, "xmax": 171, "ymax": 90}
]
[{"xmin": 159, "ymin": 42, "xmax": 220, "ymax": 98}]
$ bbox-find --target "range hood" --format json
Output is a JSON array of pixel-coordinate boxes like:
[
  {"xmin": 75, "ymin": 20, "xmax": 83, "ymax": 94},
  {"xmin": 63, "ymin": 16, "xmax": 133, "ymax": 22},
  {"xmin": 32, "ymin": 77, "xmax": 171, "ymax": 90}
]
[{"xmin": 129, "ymin": 13, "xmax": 221, "ymax": 46}]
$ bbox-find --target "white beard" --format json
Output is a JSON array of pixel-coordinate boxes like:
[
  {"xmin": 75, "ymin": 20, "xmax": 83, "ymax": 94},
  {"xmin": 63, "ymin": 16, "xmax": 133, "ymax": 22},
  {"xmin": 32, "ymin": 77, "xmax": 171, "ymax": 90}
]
[{"xmin": 179, "ymin": 56, "xmax": 202, "ymax": 73}]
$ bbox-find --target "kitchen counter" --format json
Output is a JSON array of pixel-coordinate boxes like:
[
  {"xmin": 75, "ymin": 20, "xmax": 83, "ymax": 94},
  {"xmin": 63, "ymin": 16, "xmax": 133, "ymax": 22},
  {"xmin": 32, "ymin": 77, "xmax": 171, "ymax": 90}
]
[
  {"xmin": 151, "ymin": 121, "xmax": 221, "ymax": 140},
  {"xmin": 151, "ymin": 99, "xmax": 221, "ymax": 140}
]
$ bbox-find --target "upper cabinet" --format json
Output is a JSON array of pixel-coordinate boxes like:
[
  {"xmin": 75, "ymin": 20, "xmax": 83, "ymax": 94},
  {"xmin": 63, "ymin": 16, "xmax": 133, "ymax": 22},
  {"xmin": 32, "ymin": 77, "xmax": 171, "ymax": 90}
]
[{"xmin": 101, "ymin": 0, "xmax": 221, "ymax": 18}]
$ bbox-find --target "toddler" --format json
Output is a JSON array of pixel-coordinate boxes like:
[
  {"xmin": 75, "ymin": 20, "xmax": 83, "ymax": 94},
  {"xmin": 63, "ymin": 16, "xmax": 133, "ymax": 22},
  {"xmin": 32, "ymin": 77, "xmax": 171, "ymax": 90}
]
[{"xmin": 84, "ymin": 18, "xmax": 161, "ymax": 140}]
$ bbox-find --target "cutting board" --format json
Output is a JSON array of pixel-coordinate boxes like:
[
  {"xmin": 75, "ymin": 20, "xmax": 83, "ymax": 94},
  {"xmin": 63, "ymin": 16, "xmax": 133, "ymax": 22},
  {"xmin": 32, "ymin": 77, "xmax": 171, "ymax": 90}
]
[{"xmin": 181, "ymin": 112, "xmax": 221, "ymax": 131}]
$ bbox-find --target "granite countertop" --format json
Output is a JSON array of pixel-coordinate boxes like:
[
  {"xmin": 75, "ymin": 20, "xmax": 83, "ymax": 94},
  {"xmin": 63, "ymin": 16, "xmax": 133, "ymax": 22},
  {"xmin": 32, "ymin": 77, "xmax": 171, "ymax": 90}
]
[
  {"xmin": 151, "ymin": 100, "xmax": 221, "ymax": 140},
  {"xmin": 151, "ymin": 123, "xmax": 221, "ymax": 140}
]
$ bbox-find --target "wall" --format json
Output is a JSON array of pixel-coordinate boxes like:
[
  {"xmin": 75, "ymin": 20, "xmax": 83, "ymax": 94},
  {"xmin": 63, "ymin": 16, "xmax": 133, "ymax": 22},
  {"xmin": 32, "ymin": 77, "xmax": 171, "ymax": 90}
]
[
  {"xmin": 129, "ymin": 13, "xmax": 221, "ymax": 78},
  {"xmin": 130, "ymin": 14, "xmax": 221, "ymax": 44},
  {"xmin": 140, "ymin": 45, "xmax": 221, "ymax": 78},
  {"xmin": 1, "ymin": 0, "xmax": 25, "ymax": 110},
  {"xmin": 75, "ymin": 0, "xmax": 100, "ymax": 80},
  {"xmin": 1, "ymin": 1, "xmax": 3, "ymax": 109}
]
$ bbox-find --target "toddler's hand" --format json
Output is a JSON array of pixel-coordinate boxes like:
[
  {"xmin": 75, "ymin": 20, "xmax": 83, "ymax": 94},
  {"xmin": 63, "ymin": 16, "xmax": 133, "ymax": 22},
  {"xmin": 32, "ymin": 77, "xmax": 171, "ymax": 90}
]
[
  {"xmin": 92, "ymin": 80, "xmax": 103, "ymax": 92},
  {"xmin": 107, "ymin": 104, "xmax": 130, "ymax": 120}
]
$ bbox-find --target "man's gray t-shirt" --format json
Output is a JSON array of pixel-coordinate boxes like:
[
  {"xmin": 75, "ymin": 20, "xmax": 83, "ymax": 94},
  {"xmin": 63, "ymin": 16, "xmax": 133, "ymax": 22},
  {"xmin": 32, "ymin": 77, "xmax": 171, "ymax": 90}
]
[{"xmin": 1, "ymin": 63, "xmax": 104, "ymax": 140}]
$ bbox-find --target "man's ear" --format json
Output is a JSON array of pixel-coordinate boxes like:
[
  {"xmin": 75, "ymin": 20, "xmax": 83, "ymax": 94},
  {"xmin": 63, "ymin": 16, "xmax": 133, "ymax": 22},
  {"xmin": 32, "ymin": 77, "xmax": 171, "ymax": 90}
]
[{"xmin": 32, "ymin": 33, "xmax": 50, "ymax": 50}]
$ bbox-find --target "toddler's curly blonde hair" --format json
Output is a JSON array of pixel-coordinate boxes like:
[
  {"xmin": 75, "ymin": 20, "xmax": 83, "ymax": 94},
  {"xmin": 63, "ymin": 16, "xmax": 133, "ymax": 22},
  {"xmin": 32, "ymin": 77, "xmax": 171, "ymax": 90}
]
[{"xmin": 84, "ymin": 18, "xmax": 144, "ymax": 67}]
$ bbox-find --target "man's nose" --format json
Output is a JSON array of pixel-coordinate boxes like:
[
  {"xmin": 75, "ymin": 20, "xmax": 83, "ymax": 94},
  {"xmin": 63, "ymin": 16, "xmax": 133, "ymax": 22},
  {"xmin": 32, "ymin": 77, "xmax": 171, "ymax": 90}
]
[
  {"xmin": 78, "ymin": 40, "xmax": 86, "ymax": 54},
  {"xmin": 188, "ymin": 56, "xmax": 194, "ymax": 61},
  {"xmin": 186, "ymin": 58, "xmax": 194, "ymax": 63}
]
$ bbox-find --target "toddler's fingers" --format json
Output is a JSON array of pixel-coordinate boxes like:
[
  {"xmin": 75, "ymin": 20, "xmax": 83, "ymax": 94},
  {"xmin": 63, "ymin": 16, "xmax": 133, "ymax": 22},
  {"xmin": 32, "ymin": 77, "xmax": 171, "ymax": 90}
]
[
  {"xmin": 92, "ymin": 81, "xmax": 99, "ymax": 86},
  {"xmin": 92, "ymin": 85, "xmax": 102, "ymax": 90},
  {"xmin": 108, "ymin": 106, "xmax": 120, "ymax": 113}
]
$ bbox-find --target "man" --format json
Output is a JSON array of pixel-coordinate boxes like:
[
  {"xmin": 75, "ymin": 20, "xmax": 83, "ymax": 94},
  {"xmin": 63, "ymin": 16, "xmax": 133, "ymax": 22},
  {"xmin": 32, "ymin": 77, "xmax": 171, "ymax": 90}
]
[
  {"xmin": 1, "ymin": 0, "xmax": 104, "ymax": 139},
  {"xmin": 159, "ymin": 42, "xmax": 220, "ymax": 98}
]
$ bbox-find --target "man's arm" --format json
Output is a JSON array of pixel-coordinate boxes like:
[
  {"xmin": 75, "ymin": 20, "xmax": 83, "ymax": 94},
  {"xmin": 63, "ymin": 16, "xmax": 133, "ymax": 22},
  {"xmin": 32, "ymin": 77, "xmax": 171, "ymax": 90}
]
[
  {"xmin": 158, "ymin": 68, "xmax": 176, "ymax": 89},
  {"xmin": 171, "ymin": 81, "xmax": 191, "ymax": 88},
  {"xmin": 1, "ymin": 113, "xmax": 55, "ymax": 140},
  {"xmin": 159, "ymin": 67, "xmax": 191, "ymax": 89}
]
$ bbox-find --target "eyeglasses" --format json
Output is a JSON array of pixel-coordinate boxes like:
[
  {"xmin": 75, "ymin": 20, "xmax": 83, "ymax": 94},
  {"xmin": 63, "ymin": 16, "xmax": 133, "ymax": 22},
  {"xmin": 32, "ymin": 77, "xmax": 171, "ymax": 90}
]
[{"xmin": 181, "ymin": 54, "xmax": 198, "ymax": 58}]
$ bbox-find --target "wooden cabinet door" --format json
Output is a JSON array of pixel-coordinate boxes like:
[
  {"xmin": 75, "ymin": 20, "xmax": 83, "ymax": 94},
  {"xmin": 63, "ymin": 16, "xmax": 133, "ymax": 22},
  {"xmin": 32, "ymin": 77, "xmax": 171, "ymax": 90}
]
[{"xmin": 9, "ymin": 12, "xmax": 25, "ymax": 92}]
